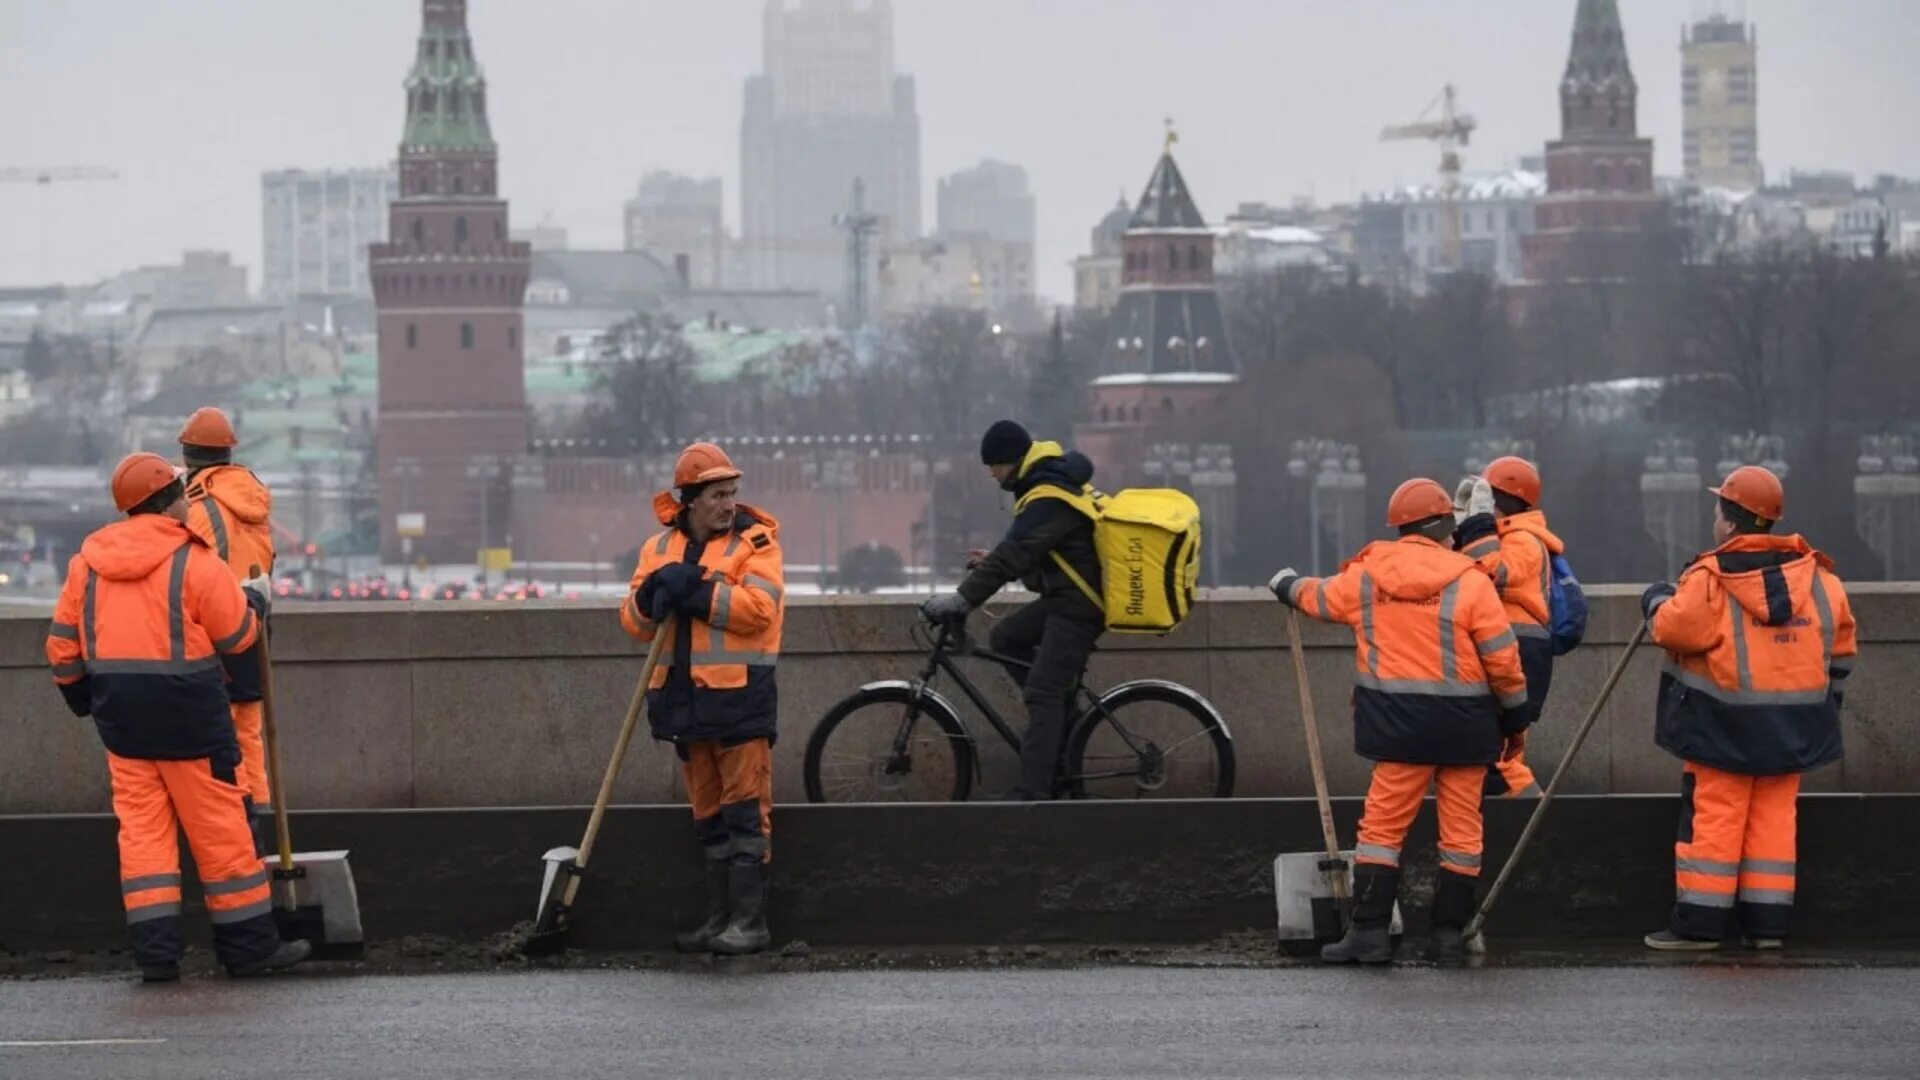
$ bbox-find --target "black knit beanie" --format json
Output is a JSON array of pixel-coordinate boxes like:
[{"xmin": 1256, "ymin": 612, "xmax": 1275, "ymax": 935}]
[{"xmin": 979, "ymin": 419, "xmax": 1032, "ymax": 467}]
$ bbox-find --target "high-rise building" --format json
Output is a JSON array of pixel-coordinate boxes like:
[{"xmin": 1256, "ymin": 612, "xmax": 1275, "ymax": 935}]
[
  {"xmin": 1682, "ymin": 13, "xmax": 1761, "ymax": 189},
  {"xmin": 624, "ymin": 172, "xmax": 725, "ymax": 288},
  {"xmin": 934, "ymin": 159, "xmax": 1034, "ymax": 312},
  {"xmin": 741, "ymin": 0, "xmax": 921, "ymax": 296},
  {"xmin": 261, "ymin": 167, "xmax": 398, "ymax": 300},
  {"xmin": 369, "ymin": 0, "xmax": 531, "ymax": 562},
  {"xmin": 1523, "ymin": 0, "xmax": 1665, "ymax": 282},
  {"xmin": 1073, "ymin": 194, "xmax": 1130, "ymax": 312}
]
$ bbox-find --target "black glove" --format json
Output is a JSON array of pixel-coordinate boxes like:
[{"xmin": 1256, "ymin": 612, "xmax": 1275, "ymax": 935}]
[
  {"xmin": 921, "ymin": 592, "xmax": 970, "ymax": 625},
  {"xmin": 638, "ymin": 562, "xmax": 706, "ymax": 621},
  {"xmin": 1498, "ymin": 705, "xmax": 1530, "ymax": 737},
  {"xmin": 58, "ymin": 677, "xmax": 92, "ymax": 718},
  {"xmin": 1267, "ymin": 567, "xmax": 1300, "ymax": 608},
  {"xmin": 1641, "ymin": 581, "xmax": 1676, "ymax": 621},
  {"xmin": 1452, "ymin": 512, "xmax": 1497, "ymax": 550}
]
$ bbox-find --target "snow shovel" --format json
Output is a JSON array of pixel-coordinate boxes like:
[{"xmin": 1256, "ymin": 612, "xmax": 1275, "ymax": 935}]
[
  {"xmin": 1465, "ymin": 620, "xmax": 1649, "ymax": 954},
  {"xmin": 1274, "ymin": 609, "xmax": 1355, "ymax": 955},
  {"xmin": 253, "ymin": 574, "xmax": 365, "ymax": 961},
  {"xmin": 525, "ymin": 617, "xmax": 673, "ymax": 956}
]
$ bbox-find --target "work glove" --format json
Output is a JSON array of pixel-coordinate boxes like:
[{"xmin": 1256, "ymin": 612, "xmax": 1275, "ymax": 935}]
[
  {"xmin": 1500, "ymin": 728, "xmax": 1529, "ymax": 762},
  {"xmin": 1267, "ymin": 567, "xmax": 1300, "ymax": 607},
  {"xmin": 1641, "ymin": 581, "xmax": 1676, "ymax": 621},
  {"xmin": 1454, "ymin": 477, "xmax": 1495, "ymax": 520},
  {"xmin": 241, "ymin": 571, "xmax": 273, "ymax": 616},
  {"xmin": 58, "ymin": 677, "xmax": 93, "ymax": 718},
  {"xmin": 640, "ymin": 563, "xmax": 706, "ymax": 620},
  {"xmin": 921, "ymin": 591, "xmax": 971, "ymax": 626}
]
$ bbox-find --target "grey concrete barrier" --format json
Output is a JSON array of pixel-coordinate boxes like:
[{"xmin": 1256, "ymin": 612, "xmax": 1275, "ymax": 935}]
[
  {"xmin": 3, "ymin": 796, "xmax": 1916, "ymax": 954},
  {"xmin": 4, "ymin": 585, "xmax": 1917, "ymax": 813}
]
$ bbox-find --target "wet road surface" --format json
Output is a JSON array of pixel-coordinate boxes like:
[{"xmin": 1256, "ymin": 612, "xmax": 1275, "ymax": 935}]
[{"xmin": 2, "ymin": 966, "xmax": 1916, "ymax": 1079}]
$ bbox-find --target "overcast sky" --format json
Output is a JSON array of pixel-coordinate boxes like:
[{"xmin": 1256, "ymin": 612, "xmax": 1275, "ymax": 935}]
[{"xmin": 3, "ymin": 0, "xmax": 1916, "ymax": 302}]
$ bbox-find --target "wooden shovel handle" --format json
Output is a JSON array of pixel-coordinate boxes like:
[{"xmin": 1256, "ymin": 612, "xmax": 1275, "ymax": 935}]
[
  {"xmin": 563, "ymin": 617, "xmax": 673, "ymax": 906},
  {"xmin": 1288, "ymin": 609, "xmax": 1348, "ymax": 903}
]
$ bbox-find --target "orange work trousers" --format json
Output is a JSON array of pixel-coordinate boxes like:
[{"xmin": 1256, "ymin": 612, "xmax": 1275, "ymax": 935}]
[
  {"xmin": 109, "ymin": 751, "xmax": 280, "ymax": 969},
  {"xmin": 1354, "ymin": 761, "xmax": 1485, "ymax": 879},
  {"xmin": 684, "ymin": 738, "xmax": 773, "ymax": 865},
  {"xmin": 1672, "ymin": 760, "xmax": 1799, "ymax": 941},
  {"xmin": 230, "ymin": 700, "xmax": 271, "ymax": 805}
]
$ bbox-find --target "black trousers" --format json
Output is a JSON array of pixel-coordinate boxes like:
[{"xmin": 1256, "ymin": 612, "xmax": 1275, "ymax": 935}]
[{"xmin": 988, "ymin": 594, "xmax": 1104, "ymax": 798}]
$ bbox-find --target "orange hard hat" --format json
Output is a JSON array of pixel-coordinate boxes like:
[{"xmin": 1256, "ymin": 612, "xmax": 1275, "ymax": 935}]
[
  {"xmin": 1482, "ymin": 455, "xmax": 1541, "ymax": 507},
  {"xmin": 112, "ymin": 452, "xmax": 182, "ymax": 513},
  {"xmin": 1711, "ymin": 465, "xmax": 1785, "ymax": 524},
  {"xmin": 673, "ymin": 442, "xmax": 742, "ymax": 489},
  {"xmin": 179, "ymin": 406, "xmax": 238, "ymax": 449},
  {"xmin": 1386, "ymin": 477, "xmax": 1455, "ymax": 527}
]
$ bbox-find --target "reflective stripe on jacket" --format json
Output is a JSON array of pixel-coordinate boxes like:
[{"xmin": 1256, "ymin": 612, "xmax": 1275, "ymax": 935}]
[
  {"xmin": 1461, "ymin": 509, "xmax": 1565, "ymax": 725},
  {"xmin": 1648, "ymin": 533, "xmax": 1856, "ymax": 775},
  {"xmin": 46, "ymin": 515, "xmax": 259, "ymax": 760},
  {"xmin": 1288, "ymin": 535, "xmax": 1528, "ymax": 765},
  {"xmin": 621, "ymin": 502, "xmax": 784, "ymax": 744},
  {"xmin": 184, "ymin": 465, "xmax": 276, "ymax": 580}
]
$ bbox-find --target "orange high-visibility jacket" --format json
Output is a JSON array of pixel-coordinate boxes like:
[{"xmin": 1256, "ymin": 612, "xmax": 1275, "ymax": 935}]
[
  {"xmin": 621, "ymin": 500, "xmax": 784, "ymax": 744},
  {"xmin": 1648, "ymin": 533, "xmax": 1856, "ymax": 775},
  {"xmin": 184, "ymin": 464, "xmax": 276, "ymax": 580},
  {"xmin": 1287, "ymin": 534, "xmax": 1529, "ymax": 765},
  {"xmin": 46, "ymin": 515, "xmax": 260, "ymax": 760},
  {"xmin": 1459, "ymin": 510, "xmax": 1562, "ymax": 636}
]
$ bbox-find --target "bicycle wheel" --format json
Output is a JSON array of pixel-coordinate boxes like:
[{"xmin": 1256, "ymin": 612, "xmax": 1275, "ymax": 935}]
[
  {"xmin": 803, "ymin": 684, "xmax": 975, "ymax": 803},
  {"xmin": 1062, "ymin": 681, "xmax": 1235, "ymax": 799}
]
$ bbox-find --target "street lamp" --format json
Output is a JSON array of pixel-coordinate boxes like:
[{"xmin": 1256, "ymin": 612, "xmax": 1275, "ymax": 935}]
[
  {"xmin": 1640, "ymin": 437, "xmax": 1703, "ymax": 575},
  {"xmin": 1716, "ymin": 431, "xmax": 1789, "ymax": 484},
  {"xmin": 1287, "ymin": 439, "xmax": 1365, "ymax": 576},
  {"xmin": 1190, "ymin": 443, "xmax": 1236, "ymax": 587},
  {"xmin": 391, "ymin": 456, "xmax": 422, "ymax": 588},
  {"xmin": 465, "ymin": 454, "xmax": 505, "ymax": 588},
  {"xmin": 1855, "ymin": 434, "xmax": 1920, "ymax": 582}
]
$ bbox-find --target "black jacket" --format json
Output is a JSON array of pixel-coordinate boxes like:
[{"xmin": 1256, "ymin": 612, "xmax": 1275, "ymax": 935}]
[{"xmin": 957, "ymin": 442, "xmax": 1102, "ymax": 617}]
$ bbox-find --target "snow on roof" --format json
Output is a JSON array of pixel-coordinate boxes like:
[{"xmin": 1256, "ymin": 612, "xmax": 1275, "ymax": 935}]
[
  {"xmin": 1374, "ymin": 169, "xmax": 1546, "ymax": 203},
  {"xmin": 1217, "ymin": 224, "xmax": 1326, "ymax": 246},
  {"xmin": 1090, "ymin": 372, "xmax": 1240, "ymax": 387}
]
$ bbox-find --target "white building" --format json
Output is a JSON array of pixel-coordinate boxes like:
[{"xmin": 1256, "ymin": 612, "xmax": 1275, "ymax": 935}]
[
  {"xmin": 1212, "ymin": 223, "xmax": 1332, "ymax": 276},
  {"xmin": 260, "ymin": 168, "xmax": 399, "ymax": 300}
]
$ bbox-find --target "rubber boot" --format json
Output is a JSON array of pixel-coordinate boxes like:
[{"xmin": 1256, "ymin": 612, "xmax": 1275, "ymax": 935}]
[
  {"xmin": 710, "ymin": 860, "xmax": 771, "ymax": 956},
  {"xmin": 674, "ymin": 858, "xmax": 732, "ymax": 953},
  {"xmin": 1427, "ymin": 871, "xmax": 1476, "ymax": 968},
  {"xmin": 1321, "ymin": 866, "xmax": 1397, "ymax": 965},
  {"xmin": 226, "ymin": 937, "xmax": 311, "ymax": 977},
  {"xmin": 139, "ymin": 962, "xmax": 180, "ymax": 984}
]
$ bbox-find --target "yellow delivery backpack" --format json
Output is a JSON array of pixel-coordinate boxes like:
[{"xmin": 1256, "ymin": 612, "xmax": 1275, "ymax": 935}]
[{"xmin": 1015, "ymin": 484, "xmax": 1202, "ymax": 635}]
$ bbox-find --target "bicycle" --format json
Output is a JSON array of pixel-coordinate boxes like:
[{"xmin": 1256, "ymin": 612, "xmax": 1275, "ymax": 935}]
[{"xmin": 802, "ymin": 615, "xmax": 1235, "ymax": 802}]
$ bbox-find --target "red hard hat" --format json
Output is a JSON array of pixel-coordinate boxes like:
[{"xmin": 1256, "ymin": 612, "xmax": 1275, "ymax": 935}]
[
  {"xmin": 1482, "ymin": 456, "xmax": 1541, "ymax": 507},
  {"xmin": 673, "ymin": 442, "xmax": 742, "ymax": 489},
  {"xmin": 1711, "ymin": 465, "xmax": 1785, "ymax": 524},
  {"xmin": 179, "ymin": 406, "xmax": 238, "ymax": 449},
  {"xmin": 1386, "ymin": 477, "xmax": 1454, "ymax": 527},
  {"xmin": 112, "ymin": 452, "xmax": 182, "ymax": 513}
]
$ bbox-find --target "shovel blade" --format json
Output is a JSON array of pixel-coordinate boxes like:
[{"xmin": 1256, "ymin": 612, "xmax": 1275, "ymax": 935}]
[
  {"xmin": 530, "ymin": 845, "xmax": 580, "ymax": 938},
  {"xmin": 268, "ymin": 850, "xmax": 365, "ymax": 961}
]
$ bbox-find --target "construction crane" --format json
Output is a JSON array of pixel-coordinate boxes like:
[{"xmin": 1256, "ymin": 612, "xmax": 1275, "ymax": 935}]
[
  {"xmin": 1381, "ymin": 85, "xmax": 1476, "ymax": 273},
  {"xmin": 0, "ymin": 166, "xmax": 119, "ymax": 280}
]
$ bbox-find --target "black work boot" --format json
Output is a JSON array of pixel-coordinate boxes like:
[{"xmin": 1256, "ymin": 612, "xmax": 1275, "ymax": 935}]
[
  {"xmin": 675, "ymin": 857, "xmax": 733, "ymax": 953},
  {"xmin": 226, "ymin": 937, "xmax": 311, "ymax": 977},
  {"xmin": 139, "ymin": 962, "xmax": 180, "ymax": 984},
  {"xmin": 1427, "ymin": 871, "xmax": 1477, "ymax": 968},
  {"xmin": 711, "ymin": 860, "xmax": 771, "ymax": 956},
  {"xmin": 1321, "ymin": 866, "xmax": 1397, "ymax": 965}
]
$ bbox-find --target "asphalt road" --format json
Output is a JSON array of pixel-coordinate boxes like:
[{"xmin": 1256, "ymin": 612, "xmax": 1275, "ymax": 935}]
[{"xmin": 2, "ymin": 966, "xmax": 1916, "ymax": 1080}]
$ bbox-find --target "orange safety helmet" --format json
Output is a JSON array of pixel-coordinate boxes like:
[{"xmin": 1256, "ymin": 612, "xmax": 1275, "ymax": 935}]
[
  {"xmin": 672, "ymin": 442, "xmax": 742, "ymax": 489},
  {"xmin": 1710, "ymin": 465, "xmax": 1785, "ymax": 524},
  {"xmin": 179, "ymin": 406, "xmax": 238, "ymax": 449},
  {"xmin": 112, "ymin": 452, "xmax": 182, "ymax": 513},
  {"xmin": 1386, "ymin": 477, "xmax": 1455, "ymax": 527},
  {"xmin": 1482, "ymin": 455, "xmax": 1541, "ymax": 507}
]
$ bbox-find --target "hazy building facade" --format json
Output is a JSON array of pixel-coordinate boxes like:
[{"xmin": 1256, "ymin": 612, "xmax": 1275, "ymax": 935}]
[
  {"xmin": 261, "ymin": 167, "xmax": 398, "ymax": 300},
  {"xmin": 1072, "ymin": 194, "xmax": 1130, "ymax": 312},
  {"xmin": 624, "ymin": 172, "xmax": 725, "ymax": 288},
  {"xmin": 1682, "ymin": 14, "xmax": 1761, "ymax": 190},
  {"xmin": 740, "ymin": 0, "xmax": 921, "ymax": 296},
  {"xmin": 933, "ymin": 159, "xmax": 1035, "ymax": 313},
  {"xmin": 369, "ymin": 0, "xmax": 531, "ymax": 562}
]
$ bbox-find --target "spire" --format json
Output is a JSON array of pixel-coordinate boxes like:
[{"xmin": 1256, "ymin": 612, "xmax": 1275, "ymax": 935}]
[
  {"xmin": 401, "ymin": 0, "xmax": 494, "ymax": 150},
  {"xmin": 1562, "ymin": 0, "xmax": 1636, "ymax": 95},
  {"xmin": 1129, "ymin": 151, "xmax": 1206, "ymax": 230}
]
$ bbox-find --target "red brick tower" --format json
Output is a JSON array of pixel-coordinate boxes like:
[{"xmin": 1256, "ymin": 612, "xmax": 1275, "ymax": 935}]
[
  {"xmin": 370, "ymin": 0, "xmax": 530, "ymax": 562},
  {"xmin": 1523, "ymin": 0, "xmax": 1667, "ymax": 282}
]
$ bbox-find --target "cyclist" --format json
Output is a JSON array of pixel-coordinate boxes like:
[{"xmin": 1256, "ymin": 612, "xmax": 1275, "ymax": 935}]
[{"xmin": 922, "ymin": 420, "xmax": 1103, "ymax": 800}]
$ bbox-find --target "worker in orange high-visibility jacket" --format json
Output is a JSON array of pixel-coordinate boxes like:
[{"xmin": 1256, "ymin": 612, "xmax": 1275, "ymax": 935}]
[
  {"xmin": 45, "ymin": 453, "xmax": 310, "ymax": 983},
  {"xmin": 1270, "ymin": 478, "xmax": 1529, "ymax": 967},
  {"xmin": 1453, "ymin": 455, "xmax": 1564, "ymax": 799},
  {"xmin": 179, "ymin": 406, "xmax": 277, "ymax": 852},
  {"xmin": 1640, "ymin": 465, "xmax": 1856, "ymax": 952},
  {"xmin": 621, "ymin": 442, "xmax": 784, "ymax": 956}
]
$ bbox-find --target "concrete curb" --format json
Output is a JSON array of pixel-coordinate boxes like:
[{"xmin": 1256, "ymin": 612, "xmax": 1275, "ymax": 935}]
[{"xmin": 5, "ymin": 796, "xmax": 1916, "ymax": 954}]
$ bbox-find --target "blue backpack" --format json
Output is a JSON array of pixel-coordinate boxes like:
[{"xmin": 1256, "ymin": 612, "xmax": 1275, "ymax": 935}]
[{"xmin": 1547, "ymin": 552, "xmax": 1588, "ymax": 656}]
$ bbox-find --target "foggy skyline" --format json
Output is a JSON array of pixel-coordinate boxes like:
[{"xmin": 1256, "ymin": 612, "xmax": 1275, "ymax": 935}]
[{"xmin": 3, "ymin": 0, "xmax": 1917, "ymax": 302}]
